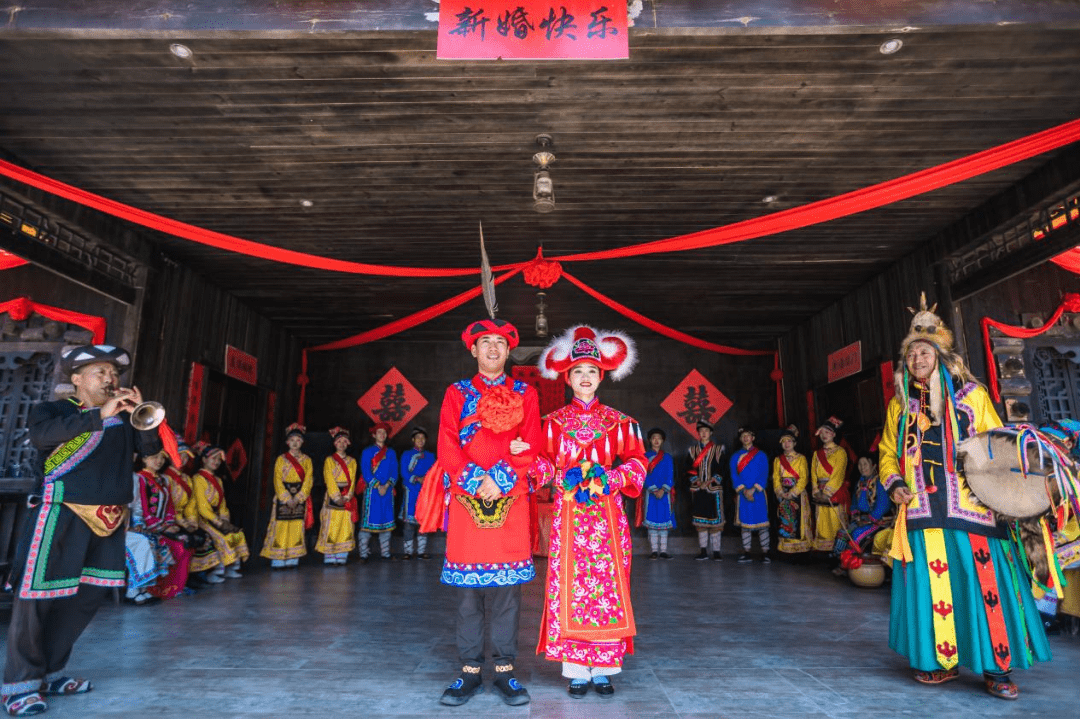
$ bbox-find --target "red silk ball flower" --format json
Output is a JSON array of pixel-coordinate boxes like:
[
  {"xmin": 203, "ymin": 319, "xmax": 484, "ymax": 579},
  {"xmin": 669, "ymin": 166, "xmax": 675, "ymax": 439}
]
[{"xmin": 477, "ymin": 384, "xmax": 525, "ymax": 434}]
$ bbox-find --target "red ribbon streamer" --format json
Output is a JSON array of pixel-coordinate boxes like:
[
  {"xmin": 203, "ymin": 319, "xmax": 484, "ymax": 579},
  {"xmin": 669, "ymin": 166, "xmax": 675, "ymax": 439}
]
[
  {"xmin": 0, "ymin": 250, "xmax": 28, "ymax": 271},
  {"xmin": 554, "ymin": 119, "xmax": 1080, "ymax": 262},
  {"xmin": 981, "ymin": 292, "xmax": 1080, "ymax": 402},
  {"xmin": 559, "ymin": 270, "xmax": 773, "ymax": 357},
  {"xmin": 1, "ymin": 119, "xmax": 1078, "ymax": 275},
  {"xmin": 297, "ymin": 267, "xmax": 524, "ymax": 423},
  {"xmin": 0, "ymin": 296, "xmax": 106, "ymax": 343}
]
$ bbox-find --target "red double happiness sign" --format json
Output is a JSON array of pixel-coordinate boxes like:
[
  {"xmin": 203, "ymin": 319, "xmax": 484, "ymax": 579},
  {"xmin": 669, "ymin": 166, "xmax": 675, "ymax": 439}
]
[{"xmin": 438, "ymin": 1, "xmax": 628, "ymax": 60}]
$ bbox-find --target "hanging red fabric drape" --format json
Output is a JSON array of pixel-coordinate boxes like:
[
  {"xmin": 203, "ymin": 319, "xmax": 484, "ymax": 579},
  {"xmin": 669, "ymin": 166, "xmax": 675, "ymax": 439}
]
[
  {"xmin": 0, "ymin": 250, "xmax": 28, "ymax": 271},
  {"xmin": 554, "ymin": 118, "xmax": 1080, "ymax": 263},
  {"xmin": 559, "ymin": 270, "xmax": 773, "ymax": 357},
  {"xmin": 981, "ymin": 292, "xmax": 1080, "ymax": 401},
  {"xmin": 558, "ymin": 270, "xmax": 782, "ymax": 423},
  {"xmin": 296, "ymin": 267, "xmax": 524, "ymax": 423},
  {"xmin": 1052, "ymin": 249, "xmax": 1080, "ymax": 274},
  {"xmin": 0, "ymin": 296, "xmax": 106, "ymax": 343},
  {"xmin": 1, "ymin": 119, "xmax": 1078, "ymax": 275},
  {"xmin": 0, "ymin": 158, "xmax": 511, "ymax": 278}
]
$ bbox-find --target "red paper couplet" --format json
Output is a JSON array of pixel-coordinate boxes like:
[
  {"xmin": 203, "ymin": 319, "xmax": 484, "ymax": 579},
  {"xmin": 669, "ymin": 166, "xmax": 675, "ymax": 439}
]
[
  {"xmin": 660, "ymin": 370, "xmax": 732, "ymax": 438},
  {"xmin": 356, "ymin": 367, "xmax": 428, "ymax": 438},
  {"xmin": 438, "ymin": 1, "xmax": 628, "ymax": 60},
  {"xmin": 183, "ymin": 363, "xmax": 205, "ymax": 444}
]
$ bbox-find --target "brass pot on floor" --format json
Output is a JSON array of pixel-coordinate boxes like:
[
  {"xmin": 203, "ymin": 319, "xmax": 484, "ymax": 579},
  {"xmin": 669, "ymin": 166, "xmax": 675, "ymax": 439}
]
[{"xmin": 849, "ymin": 555, "xmax": 886, "ymax": 588}]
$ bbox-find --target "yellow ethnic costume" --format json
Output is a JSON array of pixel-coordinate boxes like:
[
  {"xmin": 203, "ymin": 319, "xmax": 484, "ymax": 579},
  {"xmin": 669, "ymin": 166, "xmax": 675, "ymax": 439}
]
[
  {"xmin": 316, "ymin": 452, "xmax": 358, "ymax": 557},
  {"xmin": 260, "ymin": 452, "xmax": 313, "ymax": 561},
  {"xmin": 880, "ymin": 293, "xmax": 1050, "ymax": 690},
  {"xmin": 810, "ymin": 445, "xmax": 848, "ymax": 551},
  {"xmin": 194, "ymin": 468, "xmax": 250, "ymax": 567},
  {"xmin": 772, "ymin": 451, "xmax": 812, "ymax": 553}
]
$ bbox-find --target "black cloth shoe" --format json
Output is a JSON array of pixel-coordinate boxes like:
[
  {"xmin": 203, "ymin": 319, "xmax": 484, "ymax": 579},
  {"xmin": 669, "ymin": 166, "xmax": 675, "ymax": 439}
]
[
  {"xmin": 712, "ymin": 551, "xmax": 723, "ymax": 561},
  {"xmin": 567, "ymin": 679, "xmax": 590, "ymax": 698},
  {"xmin": 649, "ymin": 551, "xmax": 658, "ymax": 560},
  {"xmin": 403, "ymin": 553, "xmax": 414, "ymax": 561},
  {"xmin": 439, "ymin": 670, "xmax": 484, "ymax": 706},
  {"xmin": 419, "ymin": 553, "xmax": 432, "ymax": 560},
  {"xmin": 737, "ymin": 553, "xmax": 753, "ymax": 563},
  {"xmin": 695, "ymin": 548, "xmax": 709, "ymax": 560},
  {"xmin": 659, "ymin": 552, "xmax": 671, "ymax": 559},
  {"xmin": 493, "ymin": 667, "xmax": 530, "ymax": 706},
  {"xmin": 761, "ymin": 554, "xmax": 771, "ymax": 564},
  {"xmin": 593, "ymin": 677, "xmax": 615, "ymax": 696}
]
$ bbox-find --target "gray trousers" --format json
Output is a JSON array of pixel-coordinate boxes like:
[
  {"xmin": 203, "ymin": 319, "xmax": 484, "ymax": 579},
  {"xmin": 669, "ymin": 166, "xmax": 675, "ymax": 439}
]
[
  {"xmin": 2, "ymin": 585, "xmax": 110, "ymax": 695},
  {"xmin": 456, "ymin": 584, "xmax": 521, "ymax": 668}
]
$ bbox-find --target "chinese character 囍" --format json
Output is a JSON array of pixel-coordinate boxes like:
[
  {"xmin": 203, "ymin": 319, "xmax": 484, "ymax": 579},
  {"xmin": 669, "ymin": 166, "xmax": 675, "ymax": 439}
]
[
  {"xmin": 677, "ymin": 384, "xmax": 717, "ymax": 425},
  {"xmin": 539, "ymin": 6, "xmax": 577, "ymax": 41},
  {"xmin": 449, "ymin": 7, "xmax": 490, "ymax": 40},
  {"xmin": 497, "ymin": 7, "xmax": 534, "ymax": 39},
  {"xmin": 373, "ymin": 383, "xmax": 411, "ymax": 422}
]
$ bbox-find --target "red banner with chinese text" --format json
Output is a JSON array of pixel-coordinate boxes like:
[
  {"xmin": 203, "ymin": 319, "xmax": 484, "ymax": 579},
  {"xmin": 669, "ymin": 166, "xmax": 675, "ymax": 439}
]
[
  {"xmin": 827, "ymin": 341, "xmax": 862, "ymax": 384},
  {"xmin": 438, "ymin": 1, "xmax": 628, "ymax": 60}
]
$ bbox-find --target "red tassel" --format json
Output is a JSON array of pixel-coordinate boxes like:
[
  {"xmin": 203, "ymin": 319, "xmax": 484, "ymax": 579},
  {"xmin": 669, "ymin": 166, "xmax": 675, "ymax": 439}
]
[{"xmin": 158, "ymin": 420, "xmax": 183, "ymax": 469}]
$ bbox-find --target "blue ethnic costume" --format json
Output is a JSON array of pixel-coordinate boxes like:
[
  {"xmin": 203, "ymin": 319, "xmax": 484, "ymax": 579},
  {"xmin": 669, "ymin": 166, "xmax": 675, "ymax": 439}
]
[
  {"xmin": 358, "ymin": 435, "xmax": 398, "ymax": 559},
  {"xmin": 399, "ymin": 436, "xmax": 436, "ymax": 557},
  {"xmin": 731, "ymin": 437, "xmax": 771, "ymax": 557}
]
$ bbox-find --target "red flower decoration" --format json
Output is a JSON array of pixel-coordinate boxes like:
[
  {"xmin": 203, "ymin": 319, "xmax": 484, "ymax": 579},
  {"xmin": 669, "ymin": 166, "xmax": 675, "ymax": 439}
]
[
  {"xmin": 523, "ymin": 253, "xmax": 563, "ymax": 289},
  {"xmin": 839, "ymin": 548, "xmax": 864, "ymax": 570},
  {"xmin": 477, "ymin": 384, "xmax": 525, "ymax": 434}
]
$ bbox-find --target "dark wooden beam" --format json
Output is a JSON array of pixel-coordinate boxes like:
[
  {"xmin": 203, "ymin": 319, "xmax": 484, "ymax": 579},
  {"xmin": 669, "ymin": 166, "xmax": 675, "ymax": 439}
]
[
  {"xmin": 952, "ymin": 221, "xmax": 1080, "ymax": 300},
  {"xmin": 0, "ymin": 1, "xmax": 1078, "ymax": 34},
  {"xmin": 0, "ymin": 226, "xmax": 136, "ymax": 304}
]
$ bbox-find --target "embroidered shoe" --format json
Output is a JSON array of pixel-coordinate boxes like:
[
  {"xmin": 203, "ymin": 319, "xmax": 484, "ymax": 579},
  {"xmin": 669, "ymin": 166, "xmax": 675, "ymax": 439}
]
[
  {"xmin": 41, "ymin": 677, "xmax": 91, "ymax": 695},
  {"xmin": 984, "ymin": 674, "xmax": 1019, "ymax": 700},
  {"xmin": 913, "ymin": 668, "xmax": 959, "ymax": 685},
  {"xmin": 593, "ymin": 676, "xmax": 615, "ymax": 697},
  {"xmin": 2, "ymin": 692, "xmax": 46, "ymax": 716},
  {"xmin": 439, "ymin": 668, "xmax": 484, "ymax": 706},
  {"xmin": 493, "ymin": 665, "xmax": 530, "ymax": 706},
  {"xmin": 567, "ymin": 679, "xmax": 590, "ymax": 698}
]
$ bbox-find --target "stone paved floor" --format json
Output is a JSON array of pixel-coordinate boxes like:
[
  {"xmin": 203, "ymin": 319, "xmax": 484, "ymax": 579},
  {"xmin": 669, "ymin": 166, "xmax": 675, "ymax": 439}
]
[{"xmin": 3, "ymin": 540, "xmax": 1078, "ymax": 718}]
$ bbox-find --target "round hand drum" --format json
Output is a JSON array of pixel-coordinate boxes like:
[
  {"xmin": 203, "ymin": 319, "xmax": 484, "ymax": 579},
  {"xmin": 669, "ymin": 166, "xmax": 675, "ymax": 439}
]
[{"xmin": 956, "ymin": 431, "xmax": 1052, "ymax": 520}]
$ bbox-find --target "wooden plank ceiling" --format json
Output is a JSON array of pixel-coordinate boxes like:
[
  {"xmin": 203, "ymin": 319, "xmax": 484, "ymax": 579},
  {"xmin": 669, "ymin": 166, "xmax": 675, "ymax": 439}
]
[{"xmin": 1, "ymin": 19, "xmax": 1079, "ymax": 346}]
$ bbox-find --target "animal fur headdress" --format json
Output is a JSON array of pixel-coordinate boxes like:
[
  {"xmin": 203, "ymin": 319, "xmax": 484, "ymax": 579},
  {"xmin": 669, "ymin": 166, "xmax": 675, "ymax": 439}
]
[
  {"xmin": 539, "ymin": 325, "xmax": 637, "ymax": 382},
  {"xmin": 894, "ymin": 291, "xmax": 975, "ymax": 394}
]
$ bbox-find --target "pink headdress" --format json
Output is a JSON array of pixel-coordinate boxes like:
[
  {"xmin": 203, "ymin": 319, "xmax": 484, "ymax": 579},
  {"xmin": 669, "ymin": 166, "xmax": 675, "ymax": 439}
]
[{"xmin": 538, "ymin": 325, "xmax": 638, "ymax": 382}]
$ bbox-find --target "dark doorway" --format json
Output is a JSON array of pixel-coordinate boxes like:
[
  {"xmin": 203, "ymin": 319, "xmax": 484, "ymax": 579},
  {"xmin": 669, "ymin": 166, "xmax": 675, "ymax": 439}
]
[
  {"xmin": 200, "ymin": 370, "xmax": 265, "ymax": 545},
  {"xmin": 813, "ymin": 368, "xmax": 885, "ymax": 456}
]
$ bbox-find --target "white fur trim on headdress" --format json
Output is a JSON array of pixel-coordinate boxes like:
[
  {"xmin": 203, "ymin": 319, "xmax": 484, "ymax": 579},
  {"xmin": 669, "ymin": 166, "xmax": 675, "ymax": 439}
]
[{"xmin": 538, "ymin": 325, "xmax": 638, "ymax": 382}]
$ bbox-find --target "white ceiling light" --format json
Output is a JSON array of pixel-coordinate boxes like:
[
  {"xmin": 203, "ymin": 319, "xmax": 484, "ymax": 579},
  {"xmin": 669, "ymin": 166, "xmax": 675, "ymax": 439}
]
[
  {"xmin": 879, "ymin": 39, "xmax": 903, "ymax": 55},
  {"xmin": 169, "ymin": 43, "xmax": 192, "ymax": 59}
]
